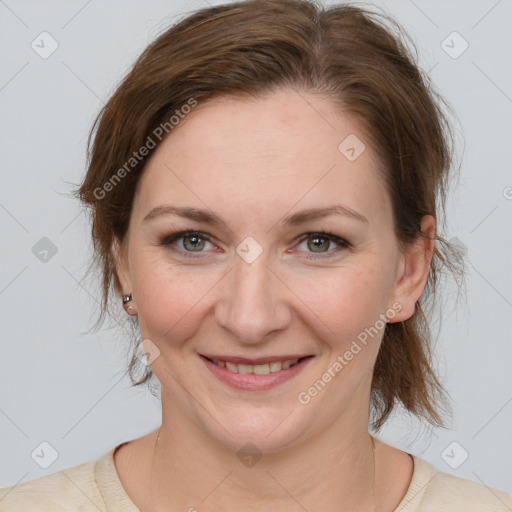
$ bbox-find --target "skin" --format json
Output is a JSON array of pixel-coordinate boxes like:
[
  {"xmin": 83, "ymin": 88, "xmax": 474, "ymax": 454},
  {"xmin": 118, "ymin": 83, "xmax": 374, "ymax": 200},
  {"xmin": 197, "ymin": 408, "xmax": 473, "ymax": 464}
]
[{"xmin": 112, "ymin": 88, "xmax": 435, "ymax": 511}]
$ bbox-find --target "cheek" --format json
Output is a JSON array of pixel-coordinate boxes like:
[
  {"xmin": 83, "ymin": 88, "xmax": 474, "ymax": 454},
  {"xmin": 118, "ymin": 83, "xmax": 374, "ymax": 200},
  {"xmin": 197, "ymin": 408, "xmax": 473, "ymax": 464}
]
[
  {"xmin": 292, "ymin": 262, "xmax": 389, "ymax": 338},
  {"xmin": 288, "ymin": 261, "xmax": 393, "ymax": 390},
  {"xmin": 132, "ymin": 253, "xmax": 222, "ymax": 344}
]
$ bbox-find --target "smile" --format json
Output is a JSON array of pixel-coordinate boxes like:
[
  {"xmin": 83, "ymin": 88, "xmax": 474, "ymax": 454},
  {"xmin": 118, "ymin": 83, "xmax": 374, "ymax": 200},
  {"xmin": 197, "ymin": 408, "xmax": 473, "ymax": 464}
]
[
  {"xmin": 200, "ymin": 355, "xmax": 314, "ymax": 391},
  {"xmin": 207, "ymin": 357, "xmax": 301, "ymax": 374}
]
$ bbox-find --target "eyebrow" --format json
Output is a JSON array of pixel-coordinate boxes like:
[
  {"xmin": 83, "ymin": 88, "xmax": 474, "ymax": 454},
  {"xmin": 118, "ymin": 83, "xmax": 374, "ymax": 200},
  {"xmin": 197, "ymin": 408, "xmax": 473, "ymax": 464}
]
[
  {"xmin": 143, "ymin": 205, "xmax": 230, "ymax": 229},
  {"xmin": 143, "ymin": 204, "xmax": 368, "ymax": 227},
  {"xmin": 282, "ymin": 205, "xmax": 368, "ymax": 226}
]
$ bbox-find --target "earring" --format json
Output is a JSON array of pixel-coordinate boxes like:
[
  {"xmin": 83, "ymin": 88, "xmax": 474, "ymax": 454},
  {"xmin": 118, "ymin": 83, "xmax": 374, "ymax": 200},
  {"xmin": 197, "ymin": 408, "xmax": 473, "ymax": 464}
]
[{"xmin": 122, "ymin": 293, "xmax": 137, "ymax": 315}]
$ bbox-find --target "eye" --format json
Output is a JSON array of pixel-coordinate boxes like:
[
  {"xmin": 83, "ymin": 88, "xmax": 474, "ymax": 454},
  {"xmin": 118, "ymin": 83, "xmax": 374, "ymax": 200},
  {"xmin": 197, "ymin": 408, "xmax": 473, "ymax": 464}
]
[
  {"xmin": 294, "ymin": 232, "xmax": 351, "ymax": 259},
  {"xmin": 181, "ymin": 233, "xmax": 208, "ymax": 251},
  {"xmin": 161, "ymin": 230, "xmax": 216, "ymax": 256}
]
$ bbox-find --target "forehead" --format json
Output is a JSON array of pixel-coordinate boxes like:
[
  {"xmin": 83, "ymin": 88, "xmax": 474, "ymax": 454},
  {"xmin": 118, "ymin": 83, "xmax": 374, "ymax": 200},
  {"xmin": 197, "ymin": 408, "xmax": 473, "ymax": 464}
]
[{"xmin": 133, "ymin": 89, "xmax": 391, "ymax": 226}]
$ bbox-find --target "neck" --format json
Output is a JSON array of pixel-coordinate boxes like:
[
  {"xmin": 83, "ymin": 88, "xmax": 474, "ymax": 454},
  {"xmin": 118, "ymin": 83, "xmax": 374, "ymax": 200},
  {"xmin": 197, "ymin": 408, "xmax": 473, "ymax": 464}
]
[{"xmin": 146, "ymin": 407, "xmax": 378, "ymax": 511}]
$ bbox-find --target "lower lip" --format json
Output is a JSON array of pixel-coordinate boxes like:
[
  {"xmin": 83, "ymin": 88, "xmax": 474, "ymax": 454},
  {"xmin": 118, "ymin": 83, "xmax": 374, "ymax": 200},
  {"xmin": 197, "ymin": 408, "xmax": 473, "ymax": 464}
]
[{"xmin": 200, "ymin": 355, "xmax": 313, "ymax": 391}]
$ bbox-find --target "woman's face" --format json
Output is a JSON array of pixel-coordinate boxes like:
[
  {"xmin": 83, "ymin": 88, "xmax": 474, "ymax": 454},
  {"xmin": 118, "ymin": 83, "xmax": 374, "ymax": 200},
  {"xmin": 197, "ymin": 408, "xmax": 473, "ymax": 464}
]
[{"xmin": 115, "ymin": 88, "xmax": 429, "ymax": 452}]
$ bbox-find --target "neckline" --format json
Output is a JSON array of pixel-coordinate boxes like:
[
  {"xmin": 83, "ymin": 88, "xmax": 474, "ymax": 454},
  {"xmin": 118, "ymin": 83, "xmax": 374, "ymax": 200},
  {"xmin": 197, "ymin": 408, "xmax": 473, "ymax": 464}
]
[
  {"xmin": 95, "ymin": 443, "xmax": 140, "ymax": 511},
  {"xmin": 394, "ymin": 453, "xmax": 438, "ymax": 510},
  {"xmin": 95, "ymin": 443, "xmax": 436, "ymax": 511}
]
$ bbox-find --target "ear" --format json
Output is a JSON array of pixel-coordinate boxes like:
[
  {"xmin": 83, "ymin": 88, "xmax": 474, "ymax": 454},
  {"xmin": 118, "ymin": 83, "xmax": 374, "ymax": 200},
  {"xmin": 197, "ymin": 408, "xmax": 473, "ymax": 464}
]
[
  {"xmin": 111, "ymin": 237, "xmax": 133, "ymax": 297},
  {"xmin": 387, "ymin": 215, "xmax": 436, "ymax": 323}
]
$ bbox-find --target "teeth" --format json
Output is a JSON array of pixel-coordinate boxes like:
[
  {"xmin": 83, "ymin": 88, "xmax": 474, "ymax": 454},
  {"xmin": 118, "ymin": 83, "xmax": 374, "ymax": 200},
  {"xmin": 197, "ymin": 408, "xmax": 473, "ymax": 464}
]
[
  {"xmin": 269, "ymin": 362, "xmax": 282, "ymax": 373},
  {"xmin": 211, "ymin": 358, "xmax": 300, "ymax": 374},
  {"xmin": 238, "ymin": 364, "xmax": 252, "ymax": 374},
  {"xmin": 253, "ymin": 363, "xmax": 270, "ymax": 375},
  {"xmin": 226, "ymin": 361, "xmax": 238, "ymax": 372}
]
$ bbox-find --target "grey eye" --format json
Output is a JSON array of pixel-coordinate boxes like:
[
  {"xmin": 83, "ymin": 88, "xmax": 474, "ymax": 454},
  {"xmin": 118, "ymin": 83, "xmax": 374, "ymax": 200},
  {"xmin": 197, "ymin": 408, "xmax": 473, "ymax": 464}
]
[
  {"xmin": 182, "ymin": 234, "xmax": 207, "ymax": 251},
  {"xmin": 306, "ymin": 236, "xmax": 331, "ymax": 253}
]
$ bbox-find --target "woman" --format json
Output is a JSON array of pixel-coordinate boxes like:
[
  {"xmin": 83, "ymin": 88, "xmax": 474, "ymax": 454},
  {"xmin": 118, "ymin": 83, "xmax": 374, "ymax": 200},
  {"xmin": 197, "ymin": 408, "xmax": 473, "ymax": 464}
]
[{"xmin": 1, "ymin": 0, "xmax": 510, "ymax": 510}]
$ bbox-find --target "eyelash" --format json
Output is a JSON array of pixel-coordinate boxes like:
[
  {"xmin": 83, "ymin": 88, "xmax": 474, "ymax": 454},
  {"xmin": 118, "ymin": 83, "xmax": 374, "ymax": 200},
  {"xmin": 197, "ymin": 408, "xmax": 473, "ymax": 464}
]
[
  {"xmin": 298, "ymin": 232, "xmax": 351, "ymax": 260},
  {"xmin": 160, "ymin": 229, "xmax": 351, "ymax": 260}
]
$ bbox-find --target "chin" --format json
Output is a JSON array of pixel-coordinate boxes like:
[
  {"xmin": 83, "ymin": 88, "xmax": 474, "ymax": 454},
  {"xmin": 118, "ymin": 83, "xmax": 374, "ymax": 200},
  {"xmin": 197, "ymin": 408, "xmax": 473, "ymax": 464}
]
[{"xmin": 196, "ymin": 404, "xmax": 313, "ymax": 455}]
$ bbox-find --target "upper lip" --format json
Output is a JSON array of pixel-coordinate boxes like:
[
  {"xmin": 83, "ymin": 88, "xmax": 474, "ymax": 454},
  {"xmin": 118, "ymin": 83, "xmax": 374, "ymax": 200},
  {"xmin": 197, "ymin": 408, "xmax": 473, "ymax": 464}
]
[{"xmin": 200, "ymin": 354, "xmax": 313, "ymax": 365}]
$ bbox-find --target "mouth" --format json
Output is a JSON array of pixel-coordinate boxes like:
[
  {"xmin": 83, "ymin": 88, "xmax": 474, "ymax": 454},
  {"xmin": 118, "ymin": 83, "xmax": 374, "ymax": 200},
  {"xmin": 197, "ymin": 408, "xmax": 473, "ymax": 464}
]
[
  {"xmin": 202, "ymin": 356, "xmax": 307, "ymax": 374},
  {"xmin": 199, "ymin": 354, "xmax": 314, "ymax": 391}
]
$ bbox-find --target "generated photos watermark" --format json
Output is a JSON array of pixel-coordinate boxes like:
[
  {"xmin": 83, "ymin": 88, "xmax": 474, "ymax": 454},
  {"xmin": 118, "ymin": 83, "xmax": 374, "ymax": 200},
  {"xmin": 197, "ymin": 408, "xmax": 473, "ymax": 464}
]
[
  {"xmin": 297, "ymin": 301, "xmax": 402, "ymax": 405},
  {"xmin": 93, "ymin": 97, "xmax": 198, "ymax": 200}
]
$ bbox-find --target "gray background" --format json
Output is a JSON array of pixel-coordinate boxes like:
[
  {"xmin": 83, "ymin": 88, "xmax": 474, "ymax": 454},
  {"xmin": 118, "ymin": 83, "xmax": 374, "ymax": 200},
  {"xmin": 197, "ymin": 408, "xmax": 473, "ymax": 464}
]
[{"xmin": 1, "ymin": 0, "xmax": 511, "ymax": 496}]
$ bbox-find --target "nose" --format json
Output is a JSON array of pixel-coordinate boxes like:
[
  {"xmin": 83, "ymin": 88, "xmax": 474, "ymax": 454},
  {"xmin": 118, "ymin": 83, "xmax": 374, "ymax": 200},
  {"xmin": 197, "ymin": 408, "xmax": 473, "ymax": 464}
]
[{"xmin": 214, "ymin": 252, "xmax": 292, "ymax": 345}]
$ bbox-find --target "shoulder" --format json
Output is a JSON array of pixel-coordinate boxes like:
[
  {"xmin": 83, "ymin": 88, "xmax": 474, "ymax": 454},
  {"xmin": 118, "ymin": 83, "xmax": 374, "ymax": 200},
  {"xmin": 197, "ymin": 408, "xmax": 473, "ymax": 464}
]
[
  {"xmin": 397, "ymin": 455, "xmax": 512, "ymax": 511},
  {"xmin": 0, "ymin": 455, "xmax": 106, "ymax": 511}
]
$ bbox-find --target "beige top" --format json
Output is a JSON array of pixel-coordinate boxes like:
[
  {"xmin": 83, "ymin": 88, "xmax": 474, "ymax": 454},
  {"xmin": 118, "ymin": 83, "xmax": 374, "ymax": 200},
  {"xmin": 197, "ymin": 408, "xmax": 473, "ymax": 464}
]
[{"xmin": 1, "ymin": 443, "xmax": 511, "ymax": 511}]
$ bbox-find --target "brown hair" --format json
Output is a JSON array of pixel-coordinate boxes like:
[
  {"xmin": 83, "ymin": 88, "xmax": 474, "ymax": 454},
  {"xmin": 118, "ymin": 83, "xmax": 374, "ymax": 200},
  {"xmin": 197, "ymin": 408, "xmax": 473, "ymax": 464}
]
[{"xmin": 74, "ymin": 0, "xmax": 464, "ymax": 431}]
